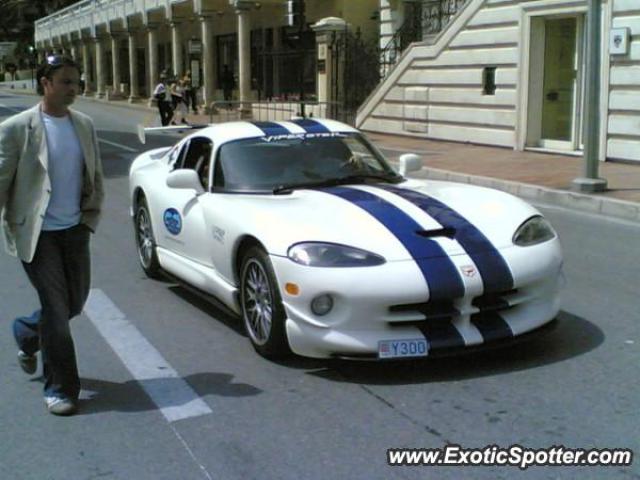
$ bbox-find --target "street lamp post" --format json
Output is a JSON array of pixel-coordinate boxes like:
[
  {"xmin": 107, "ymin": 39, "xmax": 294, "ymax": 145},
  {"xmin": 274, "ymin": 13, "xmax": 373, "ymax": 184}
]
[
  {"xmin": 572, "ymin": 0, "xmax": 607, "ymax": 192},
  {"xmin": 28, "ymin": 45, "xmax": 37, "ymax": 91}
]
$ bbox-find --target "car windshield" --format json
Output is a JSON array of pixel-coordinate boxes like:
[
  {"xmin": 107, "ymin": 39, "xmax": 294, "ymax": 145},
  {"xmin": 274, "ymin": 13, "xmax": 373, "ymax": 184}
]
[{"xmin": 214, "ymin": 133, "xmax": 399, "ymax": 193}]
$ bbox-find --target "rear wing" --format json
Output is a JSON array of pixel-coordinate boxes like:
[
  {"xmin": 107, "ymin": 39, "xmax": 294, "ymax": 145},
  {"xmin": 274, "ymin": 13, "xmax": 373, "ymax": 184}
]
[{"xmin": 137, "ymin": 123, "xmax": 209, "ymax": 144}]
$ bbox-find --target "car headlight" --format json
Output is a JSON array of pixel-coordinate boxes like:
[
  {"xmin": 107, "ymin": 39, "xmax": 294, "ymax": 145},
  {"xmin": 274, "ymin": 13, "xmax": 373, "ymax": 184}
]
[
  {"xmin": 513, "ymin": 216, "xmax": 556, "ymax": 246},
  {"xmin": 288, "ymin": 242, "xmax": 385, "ymax": 267}
]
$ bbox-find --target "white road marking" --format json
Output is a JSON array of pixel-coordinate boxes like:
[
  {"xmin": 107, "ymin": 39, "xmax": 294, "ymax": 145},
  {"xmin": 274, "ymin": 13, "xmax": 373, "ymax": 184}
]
[
  {"xmin": 1, "ymin": 103, "xmax": 138, "ymax": 153},
  {"xmin": 0, "ymin": 103, "xmax": 23, "ymax": 113},
  {"xmin": 98, "ymin": 137, "xmax": 139, "ymax": 152},
  {"xmin": 83, "ymin": 288, "xmax": 213, "ymax": 422}
]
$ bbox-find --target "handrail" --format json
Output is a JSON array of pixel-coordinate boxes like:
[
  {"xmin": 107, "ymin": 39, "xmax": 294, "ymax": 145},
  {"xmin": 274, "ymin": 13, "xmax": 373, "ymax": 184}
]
[
  {"xmin": 379, "ymin": 16, "xmax": 422, "ymax": 79},
  {"xmin": 379, "ymin": 0, "xmax": 470, "ymax": 79}
]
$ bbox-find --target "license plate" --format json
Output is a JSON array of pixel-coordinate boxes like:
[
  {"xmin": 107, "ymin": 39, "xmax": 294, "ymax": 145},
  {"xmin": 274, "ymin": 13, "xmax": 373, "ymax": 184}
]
[{"xmin": 378, "ymin": 339, "xmax": 428, "ymax": 359}]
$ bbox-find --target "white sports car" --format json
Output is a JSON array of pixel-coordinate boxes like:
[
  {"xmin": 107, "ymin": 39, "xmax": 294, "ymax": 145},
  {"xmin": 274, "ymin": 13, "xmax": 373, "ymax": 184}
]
[{"xmin": 129, "ymin": 119, "xmax": 563, "ymax": 360}]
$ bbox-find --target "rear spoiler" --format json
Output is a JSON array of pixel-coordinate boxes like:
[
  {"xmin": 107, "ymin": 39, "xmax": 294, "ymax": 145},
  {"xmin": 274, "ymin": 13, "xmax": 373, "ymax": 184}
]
[{"xmin": 137, "ymin": 123, "xmax": 209, "ymax": 144}]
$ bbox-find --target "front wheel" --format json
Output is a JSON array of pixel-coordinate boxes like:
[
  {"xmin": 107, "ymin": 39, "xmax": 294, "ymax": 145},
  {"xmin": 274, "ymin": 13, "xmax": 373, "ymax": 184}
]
[
  {"xmin": 135, "ymin": 197, "xmax": 162, "ymax": 279},
  {"xmin": 240, "ymin": 246, "xmax": 291, "ymax": 358}
]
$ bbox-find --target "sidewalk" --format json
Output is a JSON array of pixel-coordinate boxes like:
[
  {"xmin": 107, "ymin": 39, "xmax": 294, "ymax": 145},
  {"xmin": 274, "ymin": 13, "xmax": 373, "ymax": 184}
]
[
  {"xmin": 365, "ymin": 132, "xmax": 640, "ymax": 223},
  {"xmin": 3, "ymin": 87, "xmax": 639, "ymax": 222}
]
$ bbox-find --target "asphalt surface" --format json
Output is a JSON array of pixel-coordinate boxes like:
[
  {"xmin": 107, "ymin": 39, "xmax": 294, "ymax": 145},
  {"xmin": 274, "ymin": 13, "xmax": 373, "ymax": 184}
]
[{"xmin": 0, "ymin": 93, "xmax": 638, "ymax": 480}]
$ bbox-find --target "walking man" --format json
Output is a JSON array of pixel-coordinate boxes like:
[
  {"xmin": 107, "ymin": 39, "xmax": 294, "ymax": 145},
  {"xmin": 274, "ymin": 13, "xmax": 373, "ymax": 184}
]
[
  {"xmin": 153, "ymin": 75, "xmax": 173, "ymax": 126},
  {"xmin": 0, "ymin": 55, "xmax": 104, "ymax": 416}
]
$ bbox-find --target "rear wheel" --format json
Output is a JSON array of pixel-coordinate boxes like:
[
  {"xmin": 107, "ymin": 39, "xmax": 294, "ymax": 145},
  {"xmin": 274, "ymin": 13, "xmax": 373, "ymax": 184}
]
[
  {"xmin": 240, "ymin": 246, "xmax": 291, "ymax": 358},
  {"xmin": 135, "ymin": 197, "xmax": 162, "ymax": 279}
]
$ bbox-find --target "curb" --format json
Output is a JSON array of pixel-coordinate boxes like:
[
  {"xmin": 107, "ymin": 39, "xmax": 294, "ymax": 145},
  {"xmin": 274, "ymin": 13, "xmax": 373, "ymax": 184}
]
[{"xmin": 412, "ymin": 167, "xmax": 640, "ymax": 223}]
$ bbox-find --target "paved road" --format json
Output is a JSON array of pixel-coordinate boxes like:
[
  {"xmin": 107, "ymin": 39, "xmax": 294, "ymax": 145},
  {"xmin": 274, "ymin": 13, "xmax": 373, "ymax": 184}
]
[{"xmin": 0, "ymin": 93, "xmax": 638, "ymax": 480}]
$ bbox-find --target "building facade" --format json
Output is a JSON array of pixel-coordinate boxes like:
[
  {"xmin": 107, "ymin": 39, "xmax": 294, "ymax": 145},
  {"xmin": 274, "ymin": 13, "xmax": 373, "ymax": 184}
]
[
  {"xmin": 359, "ymin": 0, "xmax": 640, "ymax": 163},
  {"xmin": 34, "ymin": 0, "xmax": 378, "ymax": 110}
]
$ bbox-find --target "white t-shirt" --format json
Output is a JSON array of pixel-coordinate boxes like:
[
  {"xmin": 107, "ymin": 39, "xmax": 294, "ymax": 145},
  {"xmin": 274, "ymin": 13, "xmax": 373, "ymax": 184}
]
[
  {"xmin": 41, "ymin": 112, "xmax": 84, "ymax": 231},
  {"xmin": 153, "ymin": 82, "xmax": 169, "ymax": 101}
]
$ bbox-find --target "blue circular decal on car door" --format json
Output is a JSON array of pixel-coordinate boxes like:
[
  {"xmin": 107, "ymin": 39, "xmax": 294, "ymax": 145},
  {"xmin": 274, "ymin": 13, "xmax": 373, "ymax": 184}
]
[{"xmin": 163, "ymin": 208, "xmax": 182, "ymax": 235}]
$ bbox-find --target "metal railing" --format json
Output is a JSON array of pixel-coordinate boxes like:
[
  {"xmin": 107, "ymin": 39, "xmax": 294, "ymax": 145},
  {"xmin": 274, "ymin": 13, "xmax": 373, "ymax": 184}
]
[
  {"xmin": 208, "ymin": 101, "xmax": 358, "ymax": 126},
  {"xmin": 34, "ymin": 0, "xmax": 184, "ymax": 42},
  {"xmin": 379, "ymin": 17, "xmax": 423, "ymax": 79},
  {"xmin": 379, "ymin": 0, "xmax": 470, "ymax": 78}
]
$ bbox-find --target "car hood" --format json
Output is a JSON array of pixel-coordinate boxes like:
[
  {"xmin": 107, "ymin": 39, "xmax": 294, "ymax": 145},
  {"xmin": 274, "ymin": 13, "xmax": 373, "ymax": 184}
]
[{"xmin": 234, "ymin": 179, "xmax": 541, "ymax": 261}]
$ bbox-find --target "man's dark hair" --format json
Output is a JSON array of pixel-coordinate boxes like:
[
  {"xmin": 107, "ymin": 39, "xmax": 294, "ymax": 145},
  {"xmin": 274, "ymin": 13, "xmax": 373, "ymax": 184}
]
[{"xmin": 36, "ymin": 55, "xmax": 81, "ymax": 96}]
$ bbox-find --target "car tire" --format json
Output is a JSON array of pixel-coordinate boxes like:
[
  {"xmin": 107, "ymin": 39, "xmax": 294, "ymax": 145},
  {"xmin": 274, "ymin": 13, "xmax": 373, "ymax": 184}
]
[
  {"xmin": 135, "ymin": 197, "xmax": 163, "ymax": 279},
  {"xmin": 240, "ymin": 246, "xmax": 291, "ymax": 359}
]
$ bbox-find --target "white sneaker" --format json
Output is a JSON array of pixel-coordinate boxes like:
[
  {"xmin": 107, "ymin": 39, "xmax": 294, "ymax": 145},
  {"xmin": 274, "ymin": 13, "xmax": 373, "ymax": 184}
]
[
  {"xmin": 17, "ymin": 350, "xmax": 37, "ymax": 375},
  {"xmin": 44, "ymin": 396, "xmax": 77, "ymax": 416}
]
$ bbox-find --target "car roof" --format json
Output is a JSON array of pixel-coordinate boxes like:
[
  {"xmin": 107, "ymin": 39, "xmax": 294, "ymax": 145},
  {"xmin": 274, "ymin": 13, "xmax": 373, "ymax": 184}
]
[{"xmin": 189, "ymin": 118, "xmax": 360, "ymax": 146}]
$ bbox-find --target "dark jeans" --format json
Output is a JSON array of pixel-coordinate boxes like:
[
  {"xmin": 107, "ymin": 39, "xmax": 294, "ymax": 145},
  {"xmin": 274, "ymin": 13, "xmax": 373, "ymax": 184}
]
[
  {"xmin": 13, "ymin": 224, "xmax": 91, "ymax": 400},
  {"xmin": 157, "ymin": 100, "xmax": 173, "ymax": 126},
  {"xmin": 185, "ymin": 89, "xmax": 197, "ymax": 112}
]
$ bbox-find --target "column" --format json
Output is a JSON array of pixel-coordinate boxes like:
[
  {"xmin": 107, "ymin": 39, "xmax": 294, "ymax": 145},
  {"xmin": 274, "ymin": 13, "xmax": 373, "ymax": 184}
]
[
  {"xmin": 311, "ymin": 18, "xmax": 347, "ymax": 111},
  {"xmin": 201, "ymin": 16, "xmax": 214, "ymax": 107},
  {"xmin": 147, "ymin": 27, "xmax": 159, "ymax": 99},
  {"xmin": 82, "ymin": 40, "xmax": 93, "ymax": 95},
  {"xmin": 111, "ymin": 35, "xmax": 121, "ymax": 95},
  {"xmin": 128, "ymin": 31, "xmax": 140, "ymax": 101},
  {"xmin": 236, "ymin": 2, "xmax": 252, "ymax": 109},
  {"xmin": 171, "ymin": 22, "xmax": 183, "ymax": 78},
  {"xmin": 272, "ymin": 27, "xmax": 280, "ymax": 97},
  {"xmin": 70, "ymin": 43, "xmax": 78, "ymax": 61},
  {"xmin": 95, "ymin": 37, "xmax": 106, "ymax": 98}
]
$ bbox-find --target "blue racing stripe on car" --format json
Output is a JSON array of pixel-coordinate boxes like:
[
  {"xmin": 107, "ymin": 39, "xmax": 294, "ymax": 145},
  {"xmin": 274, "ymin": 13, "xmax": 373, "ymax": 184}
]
[
  {"xmin": 416, "ymin": 322, "xmax": 466, "ymax": 350},
  {"xmin": 320, "ymin": 186, "xmax": 465, "ymax": 300},
  {"xmin": 251, "ymin": 121, "xmax": 291, "ymax": 137},
  {"xmin": 471, "ymin": 312, "xmax": 513, "ymax": 342},
  {"xmin": 376, "ymin": 185, "xmax": 514, "ymax": 293},
  {"xmin": 291, "ymin": 118, "xmax": 331, "ymax": 134}
]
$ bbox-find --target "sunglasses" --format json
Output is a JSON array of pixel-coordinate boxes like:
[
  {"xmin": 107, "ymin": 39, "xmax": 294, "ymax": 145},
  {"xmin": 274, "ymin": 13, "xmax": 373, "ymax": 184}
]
[{"xmin": 46, "ymin": 54, "xmax": 64, "ymax": 66}]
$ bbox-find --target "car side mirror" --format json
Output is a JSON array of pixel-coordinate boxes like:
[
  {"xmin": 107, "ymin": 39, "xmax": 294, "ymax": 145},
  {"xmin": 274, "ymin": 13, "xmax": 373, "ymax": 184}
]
[
  {"xmin": 166, "ymin": 169, "xmax": 204, "ymax": 194},
  {"xmin": 398, "ymin": 154, "xmax": 422, "ymax": 176}
]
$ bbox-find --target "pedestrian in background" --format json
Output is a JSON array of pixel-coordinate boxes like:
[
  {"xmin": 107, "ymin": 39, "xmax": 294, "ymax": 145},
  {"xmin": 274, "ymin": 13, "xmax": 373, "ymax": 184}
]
[
  {"xmin": 170, "ymin": 79, "xmax": 189, "ymax": 125},
  {"xmin": 221, "ymin": 64, "xmax": 235, "ymax": 105},
  {"xmin": 153, "ymin": 75, "xmax": 172, "ymax": 126},
  {"xmin": 0, "ymin": 55, "xmax": 104, "ymax": 416},
  {"xmin": 183, "ymin": 71, "xmax": 198, "ymax": 114}
]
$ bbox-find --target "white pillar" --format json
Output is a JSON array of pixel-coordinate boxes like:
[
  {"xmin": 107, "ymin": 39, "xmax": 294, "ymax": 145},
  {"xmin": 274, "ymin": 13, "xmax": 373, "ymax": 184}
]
[
  {"xmin": 312, "ymin": 18, "xmax": 347, "ymax": 104},
  {"xmin": 201, "ymin": 16, "xmax": 214, "ymax": 107},
  {"xmin": 128, "ymin": 31, "xmax": 140, "ymax": 101},
  {"xmin": 171, "ymin": 22, "xmax": 183, "ymax": 78},
  {"xmin": 111, "ymin": 35, "xmax": 121, "ymax": 95},
  {"xmin": 95, "ymin": 37, "xmax": 106, "ymax": 98},
  {"xmin": 147, "ymin": 27, "xmax": 159, "ymax": 98},
  {"xmin": 70, "ymin": 43, "xmax": 78, "ymax": 61},
  {"xmin": 236, "ymin": 3, "xmax": 252, "ymax": 108},
  {"xmin": 82, "ymin": 40, "xmax": 93, "ymax": 95},
  {"xmin": 272, "ymin": 27, "xmax": 281, "ymax": 97}
]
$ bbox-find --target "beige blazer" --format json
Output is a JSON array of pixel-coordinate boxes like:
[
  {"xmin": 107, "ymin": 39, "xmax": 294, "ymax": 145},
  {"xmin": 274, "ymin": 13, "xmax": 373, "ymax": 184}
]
[{"xmin": 0, "ymin": 103, "xmax": 104, "ymax": 262}]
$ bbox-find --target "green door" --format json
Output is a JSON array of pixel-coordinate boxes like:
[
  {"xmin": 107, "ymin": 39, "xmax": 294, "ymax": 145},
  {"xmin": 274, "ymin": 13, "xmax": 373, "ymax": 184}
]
[{"xmin": 541, "ymin": 17, "xmax": 578, "ymax": 142}]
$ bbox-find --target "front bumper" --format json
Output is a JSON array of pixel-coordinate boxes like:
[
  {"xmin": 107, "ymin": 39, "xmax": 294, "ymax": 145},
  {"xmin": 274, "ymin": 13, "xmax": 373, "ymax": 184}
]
[{"xmin": 270, "ymin": 239, "xmax": 564, "ymax": 360}]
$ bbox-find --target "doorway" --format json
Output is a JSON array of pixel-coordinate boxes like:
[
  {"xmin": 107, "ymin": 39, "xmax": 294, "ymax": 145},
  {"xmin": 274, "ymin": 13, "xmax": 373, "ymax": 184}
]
[{"xmin": 526, "ymin": 15, "xmax": 585, "ymax": 151}]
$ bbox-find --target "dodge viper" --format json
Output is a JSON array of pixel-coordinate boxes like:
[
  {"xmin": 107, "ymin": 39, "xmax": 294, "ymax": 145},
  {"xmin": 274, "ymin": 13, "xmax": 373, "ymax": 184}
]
[{"xmin": 129, "ymin": 118, "xmax": 563, "ymax": 360}]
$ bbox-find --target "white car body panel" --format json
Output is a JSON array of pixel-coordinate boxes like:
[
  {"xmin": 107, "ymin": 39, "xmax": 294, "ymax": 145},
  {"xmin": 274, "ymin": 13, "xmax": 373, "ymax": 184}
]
[{"xmin": 129, "ymin": 119, "xmax": 563, "ymax": 359}]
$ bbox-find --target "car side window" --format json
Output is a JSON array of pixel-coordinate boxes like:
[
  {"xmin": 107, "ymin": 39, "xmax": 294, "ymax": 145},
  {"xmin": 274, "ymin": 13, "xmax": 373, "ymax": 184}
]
[
  {"xmin": 167, "ymin": 143, "xmax": 185, "ymax": 169},
  {"xmin": 180, "ymin": 137, "xmax": 214, "ymax": 190}
]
